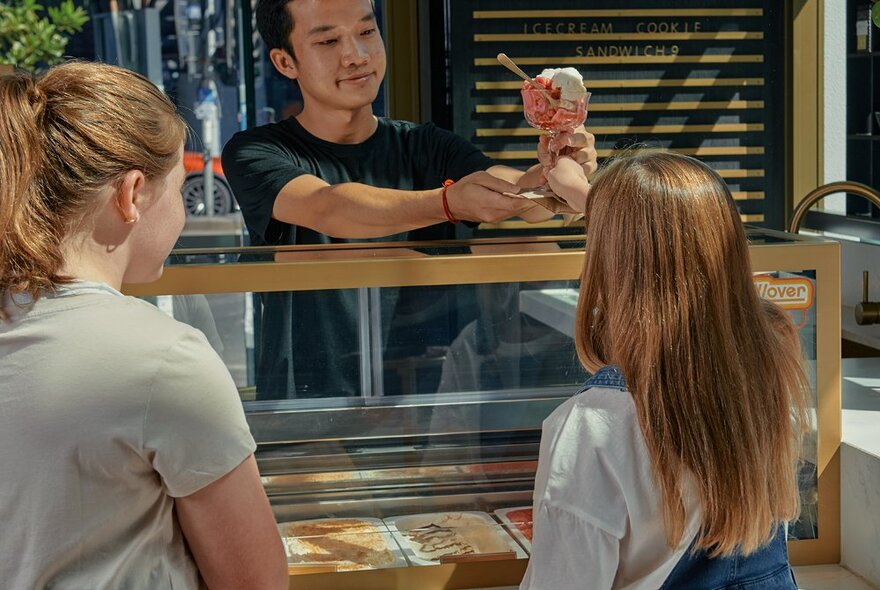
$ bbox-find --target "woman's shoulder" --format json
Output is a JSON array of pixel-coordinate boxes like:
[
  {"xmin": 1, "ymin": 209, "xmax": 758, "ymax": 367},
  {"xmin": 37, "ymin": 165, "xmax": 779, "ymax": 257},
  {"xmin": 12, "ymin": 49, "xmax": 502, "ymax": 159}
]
[
  {"xmin": 537, "ymin": 382, "xmax": 642, "ymax": 538},
  {"xmin": 540, "ymin": 368, "xmax": 649, "ymax": 503},
  {"xmin": 545, "ymin": 367, "xmax": 638, "ymax": 444},
  {"xmin": 106, "ymin": 296, "xmax": 220, "ymax": 358},
  {"xmin": 22, "ymin": 288, "xmax": 215, "ymax": 359},
  {"xmin": 545, "ymin": 385, "xmax": 639, "ymax": 454}
]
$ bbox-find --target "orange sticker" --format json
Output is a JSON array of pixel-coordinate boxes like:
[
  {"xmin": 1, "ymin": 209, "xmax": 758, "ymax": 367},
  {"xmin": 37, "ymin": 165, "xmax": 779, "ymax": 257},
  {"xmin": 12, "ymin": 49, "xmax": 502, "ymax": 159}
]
[{"xmin": 753, "ymin": 275, "xmax": 814, "ymax": 311}]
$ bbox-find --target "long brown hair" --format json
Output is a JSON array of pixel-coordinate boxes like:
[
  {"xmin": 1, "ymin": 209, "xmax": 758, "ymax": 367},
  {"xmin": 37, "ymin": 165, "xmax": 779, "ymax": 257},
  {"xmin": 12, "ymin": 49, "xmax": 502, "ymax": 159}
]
[
  {"xmin": 575, "ymin": 151, "xmax": 810, "ymax": 556},
  {"xmin": 0, "ymin": 61, "xmax": 186, "ymax": 300}
]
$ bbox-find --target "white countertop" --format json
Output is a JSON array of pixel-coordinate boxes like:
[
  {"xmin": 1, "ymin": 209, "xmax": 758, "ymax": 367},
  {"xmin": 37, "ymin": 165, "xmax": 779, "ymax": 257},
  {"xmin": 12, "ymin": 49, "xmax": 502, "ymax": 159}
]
[{"xmin": 842, "ymin": 357, "xmax": 880, "ymax": 459}]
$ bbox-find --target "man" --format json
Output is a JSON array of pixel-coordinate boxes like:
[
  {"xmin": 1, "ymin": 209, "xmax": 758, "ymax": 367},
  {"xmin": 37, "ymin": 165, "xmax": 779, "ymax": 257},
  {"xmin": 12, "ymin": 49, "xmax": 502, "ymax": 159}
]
[{"xmin": 222, "ymin": 0, "xmax": 597, "ymax": 399}]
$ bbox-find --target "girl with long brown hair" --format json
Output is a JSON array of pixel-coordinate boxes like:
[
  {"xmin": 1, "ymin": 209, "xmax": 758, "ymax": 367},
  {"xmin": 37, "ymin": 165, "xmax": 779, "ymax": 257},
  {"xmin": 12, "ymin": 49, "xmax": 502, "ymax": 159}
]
[
  {"xmin": 520, "ymin": 152, "xmax": 810, "ymax": 589},
  {"xmin": 0, "ymin": 62, "xmax": 287, "ymax": 589}
]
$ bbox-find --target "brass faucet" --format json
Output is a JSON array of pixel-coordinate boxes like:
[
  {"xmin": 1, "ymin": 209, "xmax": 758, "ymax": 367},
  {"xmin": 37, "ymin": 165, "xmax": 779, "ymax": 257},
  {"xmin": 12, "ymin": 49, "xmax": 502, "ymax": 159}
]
[
  {"xmin": 788, "ymin": 181, "xmax": 880, "ymax": 326},
  {"xmin": 788, "ymin": 180, "xmax": 880, "ymax": 234},
  {"xmin": 857, "ymin": 271, "xmax": 880, "ymax": 326}
]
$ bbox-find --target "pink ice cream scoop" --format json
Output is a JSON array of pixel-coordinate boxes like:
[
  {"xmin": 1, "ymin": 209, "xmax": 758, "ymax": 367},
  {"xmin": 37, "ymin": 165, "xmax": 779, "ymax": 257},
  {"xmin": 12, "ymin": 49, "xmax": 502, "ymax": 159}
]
[{"xmin": 521, "ymin": 70, "xmax": 589, "ymax": 132}]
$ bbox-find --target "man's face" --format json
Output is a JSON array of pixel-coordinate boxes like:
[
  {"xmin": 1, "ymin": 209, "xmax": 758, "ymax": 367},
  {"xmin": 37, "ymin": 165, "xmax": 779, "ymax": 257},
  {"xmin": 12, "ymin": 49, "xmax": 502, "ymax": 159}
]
[{"xmin": 286, "ymin": 0, "xmax": 386, "ymax": 111}]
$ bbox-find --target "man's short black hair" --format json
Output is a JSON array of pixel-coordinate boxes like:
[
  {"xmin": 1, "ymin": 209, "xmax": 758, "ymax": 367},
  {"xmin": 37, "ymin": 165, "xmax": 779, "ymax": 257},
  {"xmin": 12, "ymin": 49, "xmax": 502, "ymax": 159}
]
[
  {"xmin": 255, "ymin": 0, "xmax": 376, "ymax": 61},
  {"xmin": 255, "ymin": 0, "xmax": 296, "ymax": 58}
]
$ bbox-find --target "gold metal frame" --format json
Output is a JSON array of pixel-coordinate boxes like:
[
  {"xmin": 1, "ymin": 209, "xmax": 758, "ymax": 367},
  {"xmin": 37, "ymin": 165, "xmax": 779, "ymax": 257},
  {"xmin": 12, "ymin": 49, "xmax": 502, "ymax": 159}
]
[
  {"xmin": 750, "ymin": 239, "xmax": 841, "ymax": 566},
  {"xmin": 791, "ymin": 0, "xmax": 823, "ymax": 204},
  {"xmin": 126, "ymin": 235, "xmax": 840, "ymax": 587},
  {"xmin": 123, "ymin": 237, "xmax": 588, "ymax": 296}
]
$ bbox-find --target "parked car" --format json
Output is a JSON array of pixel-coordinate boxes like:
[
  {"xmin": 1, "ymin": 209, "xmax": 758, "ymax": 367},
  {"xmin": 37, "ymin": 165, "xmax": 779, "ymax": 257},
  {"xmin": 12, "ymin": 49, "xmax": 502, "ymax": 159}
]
[{"xmin": 182, "ymin": 151, "xmax": 236, "ymax": 216}]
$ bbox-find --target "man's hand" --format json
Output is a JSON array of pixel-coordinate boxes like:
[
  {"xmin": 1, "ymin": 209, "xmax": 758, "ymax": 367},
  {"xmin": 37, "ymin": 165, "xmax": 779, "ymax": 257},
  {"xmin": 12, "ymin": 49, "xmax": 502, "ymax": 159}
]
[
  {"xmin": 546, "ymin": 156, "xmax": 591, "ymax": 213},
  {"xmin": 538, "ymin": 126, "xmax": 598, "ymax": 178},
  {"xmin": 444, "ymin": 170, "xmax": 536, "ymax": 223}
]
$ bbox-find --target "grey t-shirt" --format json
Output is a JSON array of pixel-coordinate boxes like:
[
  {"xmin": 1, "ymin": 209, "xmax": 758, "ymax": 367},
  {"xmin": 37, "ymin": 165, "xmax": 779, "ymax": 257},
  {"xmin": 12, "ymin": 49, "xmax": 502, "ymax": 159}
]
[{"xmin": 0, "ymin": 281, "xmax": 256, "ymax": 589}]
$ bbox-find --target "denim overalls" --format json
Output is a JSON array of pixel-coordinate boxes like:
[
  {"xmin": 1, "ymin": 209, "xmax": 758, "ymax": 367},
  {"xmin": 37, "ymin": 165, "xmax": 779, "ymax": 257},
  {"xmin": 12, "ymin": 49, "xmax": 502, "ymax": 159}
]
[
  {"xmin": 659, "ymin": 525, "xmax": 796, "ymax": 589},
  {"xmin": 579, "ymin": 367, "xmax": 798, "ymax": 590}
]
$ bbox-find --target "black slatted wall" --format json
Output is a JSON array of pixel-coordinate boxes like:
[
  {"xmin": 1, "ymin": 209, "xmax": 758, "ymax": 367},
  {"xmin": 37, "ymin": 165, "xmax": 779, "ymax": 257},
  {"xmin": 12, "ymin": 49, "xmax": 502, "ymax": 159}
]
[{"xmin": 446, "ymin": 1, "xmax": 786, "ymax": 228}]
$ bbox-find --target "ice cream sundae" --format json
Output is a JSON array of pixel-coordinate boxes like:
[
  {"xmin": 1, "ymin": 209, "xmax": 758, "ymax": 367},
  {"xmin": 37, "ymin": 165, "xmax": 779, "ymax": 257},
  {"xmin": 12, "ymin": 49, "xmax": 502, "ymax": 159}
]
[{"xmin": 521, "ymin": 67, "xmax": 590, "ymax": 132}]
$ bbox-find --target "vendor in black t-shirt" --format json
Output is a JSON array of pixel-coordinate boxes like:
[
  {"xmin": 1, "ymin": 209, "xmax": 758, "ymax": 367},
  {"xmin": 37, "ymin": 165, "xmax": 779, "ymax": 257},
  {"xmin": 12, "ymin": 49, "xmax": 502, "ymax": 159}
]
[{"xmin": 222, "ymin": 0, "xmax": 598, "ymax": 399}]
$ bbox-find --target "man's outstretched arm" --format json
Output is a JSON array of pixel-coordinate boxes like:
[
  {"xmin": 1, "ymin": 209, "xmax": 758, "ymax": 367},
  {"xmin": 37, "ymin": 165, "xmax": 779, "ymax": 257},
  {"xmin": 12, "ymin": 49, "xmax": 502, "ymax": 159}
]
[{"xmin": 271, "ymin": 170, "xmax": 537, "ymax": 239}]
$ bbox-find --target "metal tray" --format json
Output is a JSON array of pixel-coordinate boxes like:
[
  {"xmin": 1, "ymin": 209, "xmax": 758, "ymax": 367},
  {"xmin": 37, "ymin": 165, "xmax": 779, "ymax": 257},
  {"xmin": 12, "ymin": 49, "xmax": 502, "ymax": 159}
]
[
  {"xmin": 494, "ymin": 506, "xmax": 533, "ymax": 553},
  {"xmin": 278, "ymin": 517, "xmax": 407, "ymax": 573},
  {"xmin": 384, "ymin": 511, "xmax": 528, "ymax": 567}
]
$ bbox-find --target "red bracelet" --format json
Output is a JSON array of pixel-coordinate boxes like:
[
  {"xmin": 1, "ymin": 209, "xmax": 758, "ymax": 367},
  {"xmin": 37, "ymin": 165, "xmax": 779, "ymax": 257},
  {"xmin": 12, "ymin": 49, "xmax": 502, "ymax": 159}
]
[{"xmin": 441, "ymin": 179, "xmax": 459, "ymax": 224}]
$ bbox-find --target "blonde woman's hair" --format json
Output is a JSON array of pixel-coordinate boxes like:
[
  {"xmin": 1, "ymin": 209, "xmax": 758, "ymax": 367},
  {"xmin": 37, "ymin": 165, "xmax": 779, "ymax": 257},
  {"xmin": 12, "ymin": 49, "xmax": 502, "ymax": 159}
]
[
  {"xmin": 0, "ymin": 61, "xmax": 186, "ymax": 299},
  {"xmin": 575, "ymin": 150, "xmax": 810, "ymax": 556}
]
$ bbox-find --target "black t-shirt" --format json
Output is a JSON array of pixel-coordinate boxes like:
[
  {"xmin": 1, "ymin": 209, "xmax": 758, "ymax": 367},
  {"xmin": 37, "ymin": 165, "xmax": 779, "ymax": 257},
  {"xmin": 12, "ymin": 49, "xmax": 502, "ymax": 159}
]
[{"xmin": 221, "ymin": 117, "xmax": 494, "ymax": 399}]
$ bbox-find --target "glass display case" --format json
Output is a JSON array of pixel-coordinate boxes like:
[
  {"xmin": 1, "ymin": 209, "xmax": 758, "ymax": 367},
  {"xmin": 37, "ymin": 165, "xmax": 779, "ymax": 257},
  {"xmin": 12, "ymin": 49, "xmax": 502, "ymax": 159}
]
[{"xmin": 124, "ymin": 229, "xmax": 840, "ymax": 589}]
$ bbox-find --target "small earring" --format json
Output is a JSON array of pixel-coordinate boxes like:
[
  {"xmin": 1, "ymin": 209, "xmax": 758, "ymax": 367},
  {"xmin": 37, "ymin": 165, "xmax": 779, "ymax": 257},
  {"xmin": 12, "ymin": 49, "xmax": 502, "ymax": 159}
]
[{"xmin": 124, "ymin": 214, "xmax": 139, "ymax": 224}]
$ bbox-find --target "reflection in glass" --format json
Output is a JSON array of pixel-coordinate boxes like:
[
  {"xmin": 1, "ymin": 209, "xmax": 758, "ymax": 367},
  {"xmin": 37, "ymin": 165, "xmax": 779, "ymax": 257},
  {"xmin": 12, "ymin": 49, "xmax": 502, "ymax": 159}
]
[
  {"xmin": 759, "ymin": 270, "xmax": 819, "ymax": 540},
  {"xmin": 247, "ymin": 280, "xmax": 585, "ymax": 400},
  {"xmin": 186, "ymin": 269, "xmax": 820, "ymax": 543},
  {"xmin": 434, "ymin": 282, "xmax": 584, "ymax": 394}
]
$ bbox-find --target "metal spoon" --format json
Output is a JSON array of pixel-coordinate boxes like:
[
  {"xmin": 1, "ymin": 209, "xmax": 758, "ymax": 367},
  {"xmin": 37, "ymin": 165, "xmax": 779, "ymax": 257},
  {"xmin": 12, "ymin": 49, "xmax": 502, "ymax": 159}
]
[{"xmin": 496, "ymin": 53, "xmax": 559, "ymax": 107}]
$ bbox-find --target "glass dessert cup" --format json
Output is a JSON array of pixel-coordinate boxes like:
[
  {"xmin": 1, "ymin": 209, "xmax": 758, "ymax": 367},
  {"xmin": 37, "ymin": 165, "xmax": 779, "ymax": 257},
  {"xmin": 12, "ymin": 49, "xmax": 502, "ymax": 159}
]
[{"xmin": 521, "ymin": 87, "xmax": 591, "ymax": 166}]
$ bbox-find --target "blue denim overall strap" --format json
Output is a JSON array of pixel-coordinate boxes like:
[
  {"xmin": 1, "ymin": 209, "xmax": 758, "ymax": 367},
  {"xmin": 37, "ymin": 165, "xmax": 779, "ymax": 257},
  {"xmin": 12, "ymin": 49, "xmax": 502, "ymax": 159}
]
[
  {"xmin": 659, "ymin": 524, "xmax": 797, "ymax": 590},
  {"xmin": 577, "ymin": 365, "xmax": 628, "ymax": 393}
]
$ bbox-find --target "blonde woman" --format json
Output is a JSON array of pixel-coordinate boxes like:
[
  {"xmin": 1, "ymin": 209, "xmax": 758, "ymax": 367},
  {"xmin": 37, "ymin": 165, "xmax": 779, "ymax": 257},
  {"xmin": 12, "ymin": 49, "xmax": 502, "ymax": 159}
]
[
  {"xmin": 0, "ymin": 63, "xmax": 287, "ymax": 589},
  {"xmin": 521, "ymin": 153, "xmax": 809, "ymax": 589}
]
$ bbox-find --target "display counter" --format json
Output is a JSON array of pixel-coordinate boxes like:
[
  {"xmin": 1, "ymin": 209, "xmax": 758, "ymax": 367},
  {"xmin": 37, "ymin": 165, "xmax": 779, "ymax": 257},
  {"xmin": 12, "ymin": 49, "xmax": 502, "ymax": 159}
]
[{"xmin": 125, "ymin": 229, "xmax": 840, "ymax": 589}]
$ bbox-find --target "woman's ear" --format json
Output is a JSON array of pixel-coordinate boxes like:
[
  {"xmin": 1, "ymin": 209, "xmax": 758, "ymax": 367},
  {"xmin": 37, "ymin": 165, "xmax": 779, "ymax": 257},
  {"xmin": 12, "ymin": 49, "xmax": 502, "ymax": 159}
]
[
  {"xmin": 114, "ymin": 170, "xmax": 146, "ymax": 224},
  {"xmin": 269, "ymin": 48, "xmax": 299, "ymax": 80}
]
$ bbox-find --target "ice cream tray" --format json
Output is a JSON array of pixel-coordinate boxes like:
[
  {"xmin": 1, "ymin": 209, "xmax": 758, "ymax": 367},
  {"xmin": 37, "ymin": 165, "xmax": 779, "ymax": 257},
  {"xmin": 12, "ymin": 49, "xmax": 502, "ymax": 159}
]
[
  {"xmin": 494, "ymin": 506, "xmax": 533, "ymax": 553},
  {"xmin": 383, "ymin": 511, "xmax": 528, "ymax": 567},
  {"xmin": 278, "ymin": 517, "xmax": 408, "ymax": 573}
]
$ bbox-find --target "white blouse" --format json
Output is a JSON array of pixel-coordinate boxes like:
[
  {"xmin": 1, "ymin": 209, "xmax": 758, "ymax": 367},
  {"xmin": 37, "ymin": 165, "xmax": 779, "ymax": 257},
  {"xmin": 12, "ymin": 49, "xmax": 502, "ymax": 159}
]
[{"xmin": 520, "ymin": 379, "xmax": 701, "ymax": 590}]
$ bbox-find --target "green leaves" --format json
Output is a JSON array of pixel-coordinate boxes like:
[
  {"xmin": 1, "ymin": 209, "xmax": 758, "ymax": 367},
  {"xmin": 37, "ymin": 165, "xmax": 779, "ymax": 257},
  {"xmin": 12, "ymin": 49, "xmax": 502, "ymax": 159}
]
[{"xmin": 0, "ymin": 0, "xmax": 89, "ymax": 71}]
